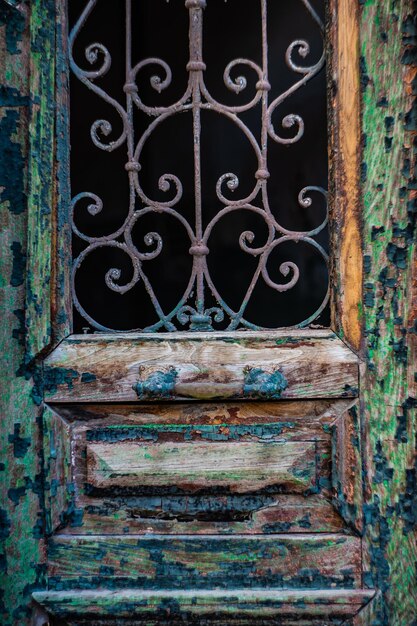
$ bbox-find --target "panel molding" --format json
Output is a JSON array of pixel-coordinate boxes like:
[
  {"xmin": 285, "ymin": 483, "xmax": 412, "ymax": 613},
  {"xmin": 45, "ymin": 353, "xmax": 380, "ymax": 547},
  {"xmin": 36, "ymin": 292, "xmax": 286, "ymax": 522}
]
[
  {"xmin": 87, "ymin": 440, "xmax": 316, "ymax": 493},
  {"xmin": 43, "ymin": 330, "xmax": 359, "ymax": 402},
  {"xmin": 45, "ymin": 400, "xmax": 350, "ymax": 535},
  {"xmin": 33, "ymin": 588, "xmax": 375, "ymax": 622}
]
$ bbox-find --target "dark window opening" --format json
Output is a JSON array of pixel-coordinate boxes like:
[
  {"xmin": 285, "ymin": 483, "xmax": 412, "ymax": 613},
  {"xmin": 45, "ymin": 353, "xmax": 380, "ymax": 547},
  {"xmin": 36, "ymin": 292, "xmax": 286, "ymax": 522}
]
[{"xmin": 69, "ymin": 0, "xmax": 329, "ymax": 332}]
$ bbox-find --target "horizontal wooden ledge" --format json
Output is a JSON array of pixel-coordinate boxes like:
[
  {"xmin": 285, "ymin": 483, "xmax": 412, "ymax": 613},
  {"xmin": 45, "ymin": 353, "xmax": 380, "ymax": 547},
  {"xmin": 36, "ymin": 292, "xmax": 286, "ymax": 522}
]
[
  {"xmin": 46, "ymin": 534, "xmax": 363, "ymax": 589},
  {"xmin": 44, "ymin": 330, "xmax": 359, "ymax": 402},
  {"xmin": 33, "ymin": 588, "xmax": 375, "ymax": 619}
]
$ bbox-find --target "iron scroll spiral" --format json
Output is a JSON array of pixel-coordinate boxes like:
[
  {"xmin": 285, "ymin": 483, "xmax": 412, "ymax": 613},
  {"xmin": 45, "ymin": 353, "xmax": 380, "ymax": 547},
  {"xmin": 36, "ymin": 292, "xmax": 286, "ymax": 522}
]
[{"xmin": 70, "ymin": 0, "xmax": 329, "ymax": 332}]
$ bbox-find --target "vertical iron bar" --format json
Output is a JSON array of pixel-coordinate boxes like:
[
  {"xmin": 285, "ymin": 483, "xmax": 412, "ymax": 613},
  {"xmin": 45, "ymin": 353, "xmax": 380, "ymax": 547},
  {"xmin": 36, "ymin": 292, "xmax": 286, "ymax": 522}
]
[{"xmin": 187, "ymin": 0, "xmax": 206, "ymax": 315}]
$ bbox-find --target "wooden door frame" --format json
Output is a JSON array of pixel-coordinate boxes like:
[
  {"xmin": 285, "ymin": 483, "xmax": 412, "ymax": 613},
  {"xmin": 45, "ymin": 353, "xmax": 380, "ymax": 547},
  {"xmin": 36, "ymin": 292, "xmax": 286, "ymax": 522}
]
[{"xmin": 0, "ymin": 0, "xmax": 416, "ymax": 624}]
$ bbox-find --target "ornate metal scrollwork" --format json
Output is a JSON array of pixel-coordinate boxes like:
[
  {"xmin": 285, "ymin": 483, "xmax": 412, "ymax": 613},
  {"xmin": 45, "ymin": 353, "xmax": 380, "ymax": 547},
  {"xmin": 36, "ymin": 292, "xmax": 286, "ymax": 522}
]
[{"xmin": 70, "ymin": 0, "xmax": 329, "ymax": 332}]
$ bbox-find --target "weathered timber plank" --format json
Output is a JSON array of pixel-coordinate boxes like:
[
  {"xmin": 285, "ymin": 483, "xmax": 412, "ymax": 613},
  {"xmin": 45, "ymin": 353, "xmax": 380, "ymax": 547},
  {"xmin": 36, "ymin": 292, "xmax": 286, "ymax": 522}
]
[
  {"xmin": 52, "ymin": 0, "xmax": 72, "ymax": 345},
  {"xmin": 25, "ymin": 0, "xmax": 56, "ymax": 359},
  {"xmin": 43, "ymin": 405, "xmax": 73, "ymax": 534},
  {"xmin": 332, "ymin": 401, "xmax": 363, "ymax": 534},
  {"xmin": 360, "ymin": 0, "xmax": 417, "ymax": 623},
  {"xmin": 32, "ymin": 588, "xmax": 375, "ymax": 620},
  {"xmin": 328, "ymin": 0, "xmax": 363, "ymax": 353},
  {"xmin": 86, "ymin": 440, "xmax": 316, "ymax": 493},
  {"xmin": 47, "ymin": 534, "xmax": 362, "ymax": 590},
  {"xmin": 48, "ymin": 401, "xmax": 343, "ymax": 534},
  {"xmin": 44, "ymin": 331, "xmax": 359, "ymax": 402},
  {"xmin": 0, "ymin": 8, "xmax": 46, "ymax": 625},
  {"xmin": 53, "ymin": 398, "xmax": 346, "ymax": 432},
  {"xmin": 56, "ymin": 494, "xmax": 345, "ymax": 536},
  {"xmin": 351, "ymin": 591, "xmax": 384, "ymax": 626}
]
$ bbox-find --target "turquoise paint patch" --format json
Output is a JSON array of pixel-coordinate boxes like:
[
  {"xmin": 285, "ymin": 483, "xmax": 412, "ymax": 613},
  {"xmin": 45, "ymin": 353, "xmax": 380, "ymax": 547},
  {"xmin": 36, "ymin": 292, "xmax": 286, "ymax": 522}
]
[{"xmin": 243, "ymin": 368, "xmax": 288, "ymax": 399}]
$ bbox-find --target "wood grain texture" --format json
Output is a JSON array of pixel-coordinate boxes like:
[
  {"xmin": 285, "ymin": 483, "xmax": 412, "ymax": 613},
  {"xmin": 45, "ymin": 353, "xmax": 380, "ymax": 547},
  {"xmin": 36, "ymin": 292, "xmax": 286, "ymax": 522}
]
[
  {"xmin": 43, "ymin": 404, "xmax": 73, "ymax": 534},
  {"xmin": 25, "ymin": 0, "xmax": 56, "ymax": 359},
  {"xmin": 332, "ymin": 401, "xmax": 363, "ymax": 534},
  {"xmin": 53, "ymin": 398, "xmax": 348, "ymax": 429},
  {"xmin": 57, "ymin": 494, "xmax": 345, "ymax": 537},
  {"xmin": 87, "ymin": 440, "xmax": 316, "ymax": 493},
  {"xmin": 360, "ymin": 1, "xmax": 417, "ymax": 624},
  {"xmin": 52, "ymin": 0, "xmax": 72, "ymax": 346},
  {"xmin": 32, "ymin": 588, "xmax": 375, "ymax": 621},
  {"xmin": 0, "ymin": 3, "xmax": 29, "ymax": 102},
  {"xmin": 48, "ymin": 401, "xmax": 345, "ymax": 535},
  {"xmin": 44, "ymin": 331, "xmax": 359, "ymax": 402},
  {"xmin": 0, "ymin": 7, "xmax": 46, "ymax": 626},
  {"xmin": 328, "ymin": 0, "xmax": 363, "ymax": 353},
  {"xmin": 1, "ymin": 0, "xmax": 414, "ymax": 622},
  {"xmin": 47, "ymin": 534, "xmax": 363, "ymax": 590}
]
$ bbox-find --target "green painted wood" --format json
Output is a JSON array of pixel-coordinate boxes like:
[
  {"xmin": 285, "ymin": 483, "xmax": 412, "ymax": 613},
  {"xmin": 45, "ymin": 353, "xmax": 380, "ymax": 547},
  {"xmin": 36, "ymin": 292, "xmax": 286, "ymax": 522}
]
[
  {"xmin": 25, "ymin": 0, "xmax": 56, "ymax": 360},
  {"xmin": 41, "ymin": 403, "xmax": 340, "ymax": 535},
  {"xmin": 43, "ymin": 331, "xmax": 359, "ymax": 402},
  {"xmin": 0, "ymin": 6, "xmax": 46, "ymax": 626},
  {"xmin": 360, "ymin": 1, "xmax": 417, "ymax": 624},
  {"xmin": 46, "ymin": 534, "xmax": 362, "ymax": 590},
  {"xmin": 32, "ymin": 588, "xmax": 375, "ymax": 621},
  {"xmin": 0, "ymin": 0, "xmax": 416, "ymax": 623},
  {"xmin": 86, "ymin": 440, "xmax": 316, "ymax": 493},
  {"xmin": 53, "ymin": 0, "xmax": 72, "ymax": 344},
  {"xmin": 43, "ymin": 404, "xmax": 73, "ymax": 535}
]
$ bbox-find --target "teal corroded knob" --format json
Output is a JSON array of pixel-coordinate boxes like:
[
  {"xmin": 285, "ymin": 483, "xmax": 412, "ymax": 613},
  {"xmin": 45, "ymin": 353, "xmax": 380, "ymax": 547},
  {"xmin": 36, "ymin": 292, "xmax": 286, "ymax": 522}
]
[
  {"xmin": 243, "ymin": 367, "xmax": 288, "ymax": 400},
  {"xmin": 133, "ymin": 367, "xmax": 178, "ymax": 400}
]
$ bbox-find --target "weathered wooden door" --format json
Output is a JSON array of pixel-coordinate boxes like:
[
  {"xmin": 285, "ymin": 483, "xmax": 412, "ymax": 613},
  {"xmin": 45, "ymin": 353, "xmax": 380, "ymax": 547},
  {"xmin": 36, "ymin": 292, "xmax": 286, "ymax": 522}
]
[{"xmin": 1, "ymin": 1, "xmax": 416, "ymax": 625}]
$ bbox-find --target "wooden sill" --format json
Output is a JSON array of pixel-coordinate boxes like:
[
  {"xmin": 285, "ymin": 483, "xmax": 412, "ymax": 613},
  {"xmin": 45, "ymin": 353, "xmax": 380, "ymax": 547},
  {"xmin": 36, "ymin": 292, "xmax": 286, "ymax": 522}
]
[
  {"xmin": 44, "ymin": 330, "xmax": 359, "ymax": 402},
  {"xmin": 33, "ymin": 588, "xmax": 375, "ymax": 620}
]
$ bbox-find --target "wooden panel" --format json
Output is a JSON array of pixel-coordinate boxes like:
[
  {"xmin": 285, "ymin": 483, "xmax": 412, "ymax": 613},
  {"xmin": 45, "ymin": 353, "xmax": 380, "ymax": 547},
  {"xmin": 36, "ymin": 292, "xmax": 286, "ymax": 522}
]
[
  {"xmin": 52, "ymin": 0, "xmax": 72, "ymax": 346},
  {"xmin": 0, "ymin": 8, "xmax": 45, "ymax": 621},
  {"xmin": 25, "ymin": 0, "xmax": 56, "ymax": 359},
  {"xmin": 44, "ymin": 331, "xmax": 359, "ymax": 402},
  {"xmin": 33, "ymin": 588, "xmax": 375, "ymax": 622},
  {"xmin": 58, "ymin": 494, "xmax": 344, "ymax": 536},
  {"xmin": 47, "ymin": 534, "xmax": 363, "ymax": 590},
  {"xmin": 48, "ymin": 401, "xmax": 345, "ymax": 534},
  {"xmin": 54, "ymin": 399, "xmax": 343, "ymax": 432},
  {"xmin": 0, "ymin": 3, "xmax": 29, "ymax": 100},
  {"xmin": 360, "ymin": 1, "xmax": 417, "ymax": 623},
  {"xmin": 332, "ymin": 401, "xmax": 363, "ymax": 534},
  {"xmin": 43, "ymin": 404, "xmax": 73, "ymax": 534},
  {"xmin": 328, "ymin": 0, "xmax": 362, "ymax": 352},
  {"xmin": 87, "ymin": 440, "xmax": 316, "ymax": 493}
]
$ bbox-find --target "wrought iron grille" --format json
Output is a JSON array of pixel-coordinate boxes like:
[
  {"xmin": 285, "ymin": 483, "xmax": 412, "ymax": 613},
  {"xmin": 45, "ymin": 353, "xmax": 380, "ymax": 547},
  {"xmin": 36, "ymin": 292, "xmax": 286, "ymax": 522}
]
[{"xmin": 69, "ymin": 0, "xmax": 328, "ymax": 332}]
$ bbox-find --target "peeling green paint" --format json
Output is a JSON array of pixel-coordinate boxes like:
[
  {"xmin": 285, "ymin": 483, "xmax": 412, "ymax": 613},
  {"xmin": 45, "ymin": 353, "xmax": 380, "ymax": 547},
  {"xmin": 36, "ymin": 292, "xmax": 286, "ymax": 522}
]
[
  {"xmin": 361, "ymin": 0, "xmax": 417, "ymax": 623},
  {"xmin": 0, "ymin": 0, "xmax": 416, "ymax": 623},
  {"xmin": 9, "ymin": 241, "xmax": 25, "ymax": 287},
  {"xmin": 0, "ymin": 3, "xmax": 25, "ymax": 55},
  {"xmin": 0, "ymin": 109, "xmax": 26, "ymax": 216}
]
